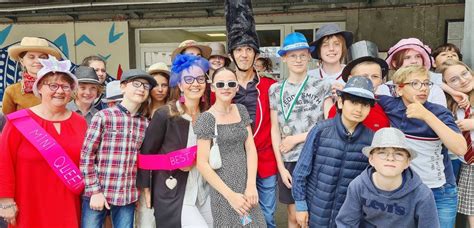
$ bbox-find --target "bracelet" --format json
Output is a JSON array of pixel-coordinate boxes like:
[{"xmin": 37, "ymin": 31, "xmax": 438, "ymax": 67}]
[{"xmin": 0, "ymin": 203, "xmax": 16, "ymax": 209}]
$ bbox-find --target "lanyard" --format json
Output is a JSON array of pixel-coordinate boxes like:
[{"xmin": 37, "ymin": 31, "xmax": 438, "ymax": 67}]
[{"xmin": 280, "ymin": 75, "xmax": 309, "ymax": 122}]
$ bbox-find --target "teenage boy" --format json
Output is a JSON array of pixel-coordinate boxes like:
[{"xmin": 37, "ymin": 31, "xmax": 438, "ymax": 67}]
[
  {"xmin": 328, "ymin": 40, "xmax": 390, "ymax": 131},
  {"xmin": 270, "ymin": 32, "xmax": 333, "ymax": 228},
  {"xmin": 292, "ymin": 76, "xmax": 376, "ymax": 228},
  {"xmin": 377, "ymin": 65, "xmax": 466, "ymax": 227},
  {"xmin": 336, "ymin": 127, "xmax": 440, "ymax": 228},
  {"xmin": 80, "ymin": 69, "xmax": 157, "ymax": 227}
]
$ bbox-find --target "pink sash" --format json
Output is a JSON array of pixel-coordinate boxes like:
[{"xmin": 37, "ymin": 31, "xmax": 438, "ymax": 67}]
[
  {"xmin": 138, "ymin": 146, "xmax": 197, "ymax": 170},
  {"xmin": 7, "ymin": 109, "xmax": 85, "ymax": 195}
]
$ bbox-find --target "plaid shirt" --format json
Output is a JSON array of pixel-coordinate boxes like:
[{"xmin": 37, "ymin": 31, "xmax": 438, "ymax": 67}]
[{"xmin": 80, "ymin": 104, "xmax": 148, "ymax": 206}]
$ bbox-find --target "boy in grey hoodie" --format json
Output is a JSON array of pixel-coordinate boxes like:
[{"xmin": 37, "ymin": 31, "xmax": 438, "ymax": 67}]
[{"xmin": 336, "ymin": 127, "xmax": 439, "ymax": 228}]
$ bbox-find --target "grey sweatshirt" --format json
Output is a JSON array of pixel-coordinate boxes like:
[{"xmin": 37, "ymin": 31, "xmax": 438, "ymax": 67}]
[{"xmin": 336, "ymin": 166, "xmax": 439, "ymax": 228}]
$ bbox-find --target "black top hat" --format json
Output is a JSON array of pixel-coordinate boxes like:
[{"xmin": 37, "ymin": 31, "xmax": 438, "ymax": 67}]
[
  {"xmin": 225, "ymin": 0, "xmax": 260, "ymax": 54},
  {"xmin": 120, "ymin": 69, "xmax": 157, "ymax": 89},
  {"xmin": 309, "ymin": 23, "xmax": 353, "ymax": 59},
  {"xmin": 74, "ymin": 66, "xmax": 100, "ymax": 84},
  {"xmin": 341, "ymin": 40, "xmax": 389, "ymax": 82}
]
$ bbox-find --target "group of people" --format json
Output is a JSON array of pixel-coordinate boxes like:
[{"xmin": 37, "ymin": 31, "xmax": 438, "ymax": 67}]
[{"xmin": 0, "ymin": 1, "xmax": 474, "ymax": 228}]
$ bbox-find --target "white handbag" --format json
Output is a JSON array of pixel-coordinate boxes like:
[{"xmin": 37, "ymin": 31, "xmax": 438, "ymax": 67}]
[{"xmin": 209, "ymin": 116, "xmax": 222, "ymax": 170}]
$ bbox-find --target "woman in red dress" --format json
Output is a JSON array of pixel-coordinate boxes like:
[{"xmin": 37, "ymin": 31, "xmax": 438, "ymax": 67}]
[{"xmin": 0, "ymin": 56, "xmax": 87, "ymax": 227}]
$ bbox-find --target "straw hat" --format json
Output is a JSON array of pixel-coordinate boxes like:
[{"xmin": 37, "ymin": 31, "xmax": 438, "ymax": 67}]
[
  {"xmin": 147, "ymin": 62, "xmax": 170, "ymax": 78},
  {"xmin": 8, "ymin": 37, "xmax": 62, "ymax": 62},
  {"xmin": 171, "ymin": 40, "xmax": 212, "ymax": 61}
]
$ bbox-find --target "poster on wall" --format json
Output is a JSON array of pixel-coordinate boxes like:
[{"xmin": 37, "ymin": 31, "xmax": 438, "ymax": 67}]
[{"xmin": 0, "ymin": 21, "xmax": 129, "ymax": 104}]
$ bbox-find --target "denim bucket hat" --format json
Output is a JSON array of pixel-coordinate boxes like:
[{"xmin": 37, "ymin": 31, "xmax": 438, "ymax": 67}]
[
  {"xmin": 337, "ymin": 76, "xmax": 375, "ymax": 101},
  {"xmin": 309, "ymin": 23, "xmax": 353, "ymax": 59},
  {"xmin": 278, "ymin": 32, "xmax": 315, "ymax": 57}
]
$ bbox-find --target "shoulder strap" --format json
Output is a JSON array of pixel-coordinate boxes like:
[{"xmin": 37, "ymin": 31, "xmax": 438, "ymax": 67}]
[{"xmin": 7, "ymin": 109, "xmax": 85, "ymax": 195}]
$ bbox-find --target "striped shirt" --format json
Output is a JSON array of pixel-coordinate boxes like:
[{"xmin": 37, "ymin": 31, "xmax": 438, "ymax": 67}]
[{"xmin": 80, "ymin": 104, "xmax": 148, "ymax": 206}]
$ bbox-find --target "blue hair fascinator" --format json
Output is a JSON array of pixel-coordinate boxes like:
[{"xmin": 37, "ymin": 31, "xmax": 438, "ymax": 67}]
[{"xmin": 170, "ymin": 54, "xmax": 209, "ymax": 87}]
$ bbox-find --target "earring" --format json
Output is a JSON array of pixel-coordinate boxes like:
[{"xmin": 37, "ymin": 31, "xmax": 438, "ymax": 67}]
[{"xmin": 179, "ymin": 91, "xmax": 185, "ymax": 103}]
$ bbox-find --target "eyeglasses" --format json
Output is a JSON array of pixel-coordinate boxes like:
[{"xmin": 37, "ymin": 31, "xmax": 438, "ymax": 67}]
[
  {"xmin": 447, "ymin": 70, "xmax": 472, "ymax": 87},
  {"xmin": 129, "ymin": 80, "xmax": 151, "ymax": 90},
  {"xmin": 45, "ymin": 83, "xmax": 72, "ymax": 92},
  {"xmin": 214, "ymin": 80, "xmax": 238, "ymax": 89},
  {"xmin": 287, "ymin": 54, "xmax": 309, "ymax": 62},
  {"xmin": 183, "ymin": 75, "xmax": 207, "ymax": 84},
  {"xmin": 399, "ymin": 80, "xmax": 433, "ymax": 90},
  {"xmin": 373, "ymin": 150, "xmax": 408, "ymax": 161}
]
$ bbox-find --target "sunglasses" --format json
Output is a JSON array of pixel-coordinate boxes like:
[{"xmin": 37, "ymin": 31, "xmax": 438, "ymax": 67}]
[
  {"xmin": 214, "ymin": 80, "xmax": 238, "ymax": 89},
  {"xmin": 182, "ymin": 75, "xmax": 207, "ymax": 84}
]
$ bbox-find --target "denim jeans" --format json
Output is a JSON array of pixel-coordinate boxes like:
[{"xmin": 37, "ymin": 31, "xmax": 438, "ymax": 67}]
[
  {"xmin": 81, "ymin": 196, "xmax": 135, "ymax": 228},
  {"xmin": 256, "ymin": 175, "xmax": 277, "ymax": 228},
  {"xmin": 431, "ymin": 183, "xmax": 458, "ymax": 228},
  {"xmin": 451, "ymin": 159, "xmax": 462, "ymax": 182}
]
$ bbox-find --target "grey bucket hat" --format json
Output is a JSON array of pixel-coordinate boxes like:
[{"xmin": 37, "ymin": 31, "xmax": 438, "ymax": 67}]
[
  {"xmin": 341, "ymin": 40, "xmax": 389, "ymax": 82},
  {"xmin": 120, "ymin": 69, "xmax": 157, "ymax": 89},
  {"xmin": 362, "ymin": 127, "xmax": 417, "ymax": 160},
  {"xmin": 309, "ymin": 23, "xmax": 353, "ymax": 59},
  {"xmin": 337, "ymin": 76, "xmax": 376, "ymax": 101},
  {"xmin": 74, "ymin": 66, "xmax": 101, "ymax": 85}
]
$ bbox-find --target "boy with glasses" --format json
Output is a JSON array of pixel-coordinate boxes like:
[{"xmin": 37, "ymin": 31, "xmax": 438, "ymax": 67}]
[
  {"xmin": 377, "ymin": 65, "xmax": 467, "ymax": 227},
  {"xmin": 269, "ymin": 32, "xmax": 333, "ymax": 227},
  {"xmin": 336, "ymin": 128, "xmax": 439, "ymax": 227},
  {"xmin": 80, "ymin": 69, "xmax": 156, "ymax": 227}
]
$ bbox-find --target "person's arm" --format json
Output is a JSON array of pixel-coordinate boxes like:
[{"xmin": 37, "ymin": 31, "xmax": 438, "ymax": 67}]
[
  {"xmin": 292, "ymin": 126, "xmax": 320, "ymax": 227},
  {"xmin": 2, "ymin": 86, "xmax": 16, "ymax": 115},
  {"xmin": 406, "ymin": 96, "xmax": 467, "ymax": 156},
  {"xmin": 335, "ymin": 181, "xmax": 363, "ymax": 227},
  {"xmin": 137, "ymin": 108, "xmax": 168, "ymax": 208},
  {"xmin": 0, "ymin": 122, "xmax": 19, "ymax": 225},
  {"xmin": 415, "ymin": 190, "xmax": 440, "ymax": 228},
  {"xmin": 441, "ymin": 83, "xmax": 469, "ymax": 109},
  {"xmin": 243, "ymin": 124, "xmax": 259, "ymax": 207},
  {"xmin": 79, "ymin": 112, "xmax": 110, "ymax": 210},
  {"xmin": 270, "ymin": 110, "xmax": 292, "ymax": 189},
  {"xmin": 323, "ymin": 96, "xmax": 334, "ymax": 119}
]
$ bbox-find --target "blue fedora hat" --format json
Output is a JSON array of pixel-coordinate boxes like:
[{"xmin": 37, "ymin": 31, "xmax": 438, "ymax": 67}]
[
  {"xmin": 337, "ymin": 76, "xmax": 376, "ymax": 101},
  {"xmin": 278, "ymin": 32, "xmax": 315, "ymax": 57}
]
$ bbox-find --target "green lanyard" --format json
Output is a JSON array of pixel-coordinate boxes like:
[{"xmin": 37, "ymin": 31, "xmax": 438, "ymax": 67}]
[{"xmin": 280, "ymin": 75, "xmax": 309, "ymax": 123}]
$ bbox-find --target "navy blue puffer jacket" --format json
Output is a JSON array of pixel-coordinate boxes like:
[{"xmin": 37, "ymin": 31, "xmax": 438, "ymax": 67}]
[{"xmin": 292, "ymin": 114, "xmax": 374, "ymax": 228}]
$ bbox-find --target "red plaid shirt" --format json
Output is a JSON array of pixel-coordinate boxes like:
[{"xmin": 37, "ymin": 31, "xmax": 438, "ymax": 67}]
[{"xmin": 80, "ymin": 104, "xmax": 148, "ymax": 206}]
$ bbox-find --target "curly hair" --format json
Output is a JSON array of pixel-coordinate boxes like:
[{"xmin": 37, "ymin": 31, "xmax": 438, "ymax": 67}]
[{"xmin": 170, "ymin": 54, "xmax": 209, "ymax": 87}]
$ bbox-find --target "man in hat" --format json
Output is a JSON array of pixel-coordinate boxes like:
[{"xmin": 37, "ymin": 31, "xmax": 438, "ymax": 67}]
[
  {"xmin": 292, "ymin": 76, "xmax": 375, "ymax": 228},
  {"xmin": 336, "ymin": 128, "xmax": 439, "ymax": 228},
  {"xmin": 171, "ymin": 40, "xmax": 212, "ymax": 62},
  {"xmin": 66, "ymin": 66, "xmax": 102, "ymax": 125},
  {"xmin": 80, "ymin": 69, "xmax": 156, "ymax": 227},
  {"xmin": 225, "ymin": 0, "xmax": 278, "ymax": 227},
  {"xmin": 327, "ymin": 40, "xmax": 390, "ymax": 132},
  {"xmin": 269, "ymin": 32, "xmax": 333, "ymax": 228}
]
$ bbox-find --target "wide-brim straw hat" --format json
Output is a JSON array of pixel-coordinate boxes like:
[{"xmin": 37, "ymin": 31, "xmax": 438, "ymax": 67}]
[
  {"xmin": 171, "ymin": 40, "xmax": 212, "ymax": 61},
  {"xmin": 8, "ymin": 37, "xmax": 62, "ymax": 62}
]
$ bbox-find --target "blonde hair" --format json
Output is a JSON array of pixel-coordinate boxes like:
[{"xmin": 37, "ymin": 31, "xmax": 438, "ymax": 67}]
[
  {"xmin": 437, "ymin": 59, "xmax": 474, "ymax": 83},
  {"xmin": 392, "ymin": 65, "xmax": 429, "ymax": 85}
]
